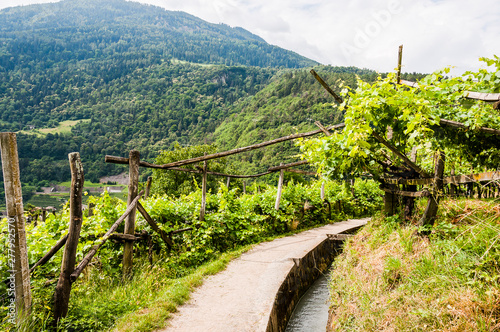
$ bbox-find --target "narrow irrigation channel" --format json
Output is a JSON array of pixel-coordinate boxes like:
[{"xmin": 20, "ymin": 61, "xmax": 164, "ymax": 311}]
[
  {"xmin": 284, "ymin": 268, "xmax": 331, "ymax": 332},
  {"xmin": 266, "ymin": 222, "xmax": 366, "ymax": 332}
]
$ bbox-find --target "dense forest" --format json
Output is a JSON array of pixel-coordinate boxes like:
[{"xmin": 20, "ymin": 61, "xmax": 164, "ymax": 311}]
[{"xmin": 0, "ymin": 0, "xmax": 424, "ymax": 195}]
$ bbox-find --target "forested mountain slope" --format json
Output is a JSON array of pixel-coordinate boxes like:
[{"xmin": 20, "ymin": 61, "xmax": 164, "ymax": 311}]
[{"xmin": 0, "ymin": 0, "xmax": 424, "ymax": 193}]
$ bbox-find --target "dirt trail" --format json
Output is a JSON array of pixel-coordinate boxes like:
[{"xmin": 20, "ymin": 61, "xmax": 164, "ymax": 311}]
[{"xmin": 159, "ymin": 218, "xmax": 369, "ymax": 332}]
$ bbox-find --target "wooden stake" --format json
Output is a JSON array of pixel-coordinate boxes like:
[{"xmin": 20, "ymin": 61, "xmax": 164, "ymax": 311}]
[
  {"xmin": 275, "ymin": 165, "xmax": 285, "ymax": 210},
  {"xmin": 243, "ymin": 181, "xmax": 246, "ymax": 194},
  {"xmin": 0, "ymin": 133, "xmax": 32, "ymax": 320},
  {"xmin": 372, "ymin": 131, "xmax": 431, "ymax": 178},
  {"xmin": 144, "ymin": 176, "xmax": 152, "ymax": 199},
  {"xmin": 450, "ymin": 169, "xmax": 457, "ymax": 196},
  {"xmin": 136, "ymin": 201, "xmax": 173, "ymax": 249},
  {"xmin": 321, "ymin": 182, "xmax": 325, "ymax": 201},
  {"xmin": 226, "ymin": 176, "xmax": 230, "ymax": 189},
  {"xmin": 200, "ymin": 161, "xmax": 207, "ymax": 221},
  {"xmin": 397, "ymin": 45, "xmax": 403, "ymax": 84},
  {"xmin": 310, "ymin": 69, "xmax": 343, "ymax": 104},
  {"xmin": 419, "ymin": 151, "xmax": 445, "ymax": 227},
  {"xmin": 54, "ymin": 152, "xmax": 84, "ymax": 322},
  {"xmin": 123, "ymin": 150, "xmax": 140, "ymax": 277}
]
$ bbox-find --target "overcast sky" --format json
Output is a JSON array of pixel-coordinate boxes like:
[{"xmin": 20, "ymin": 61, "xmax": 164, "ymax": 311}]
[{"xmin": 1, "ymin": 0, "xmax": 499, "ymax": 75}]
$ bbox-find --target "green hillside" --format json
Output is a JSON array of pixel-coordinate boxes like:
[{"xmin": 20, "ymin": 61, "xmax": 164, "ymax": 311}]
[{"xmin": 0, "ymin": 0, "xmax": 424, "ymax": 198}]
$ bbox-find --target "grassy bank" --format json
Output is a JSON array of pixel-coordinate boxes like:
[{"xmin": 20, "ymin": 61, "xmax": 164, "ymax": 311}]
[{"xmin": 328, "ymin": 198, "xmax": 500, "ymax": 331}]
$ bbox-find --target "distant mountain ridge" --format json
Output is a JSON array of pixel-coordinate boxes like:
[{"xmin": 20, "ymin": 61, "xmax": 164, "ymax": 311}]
[{"xmin": 0, "ymin": 0, "xmax": 317, "ymax": 69}]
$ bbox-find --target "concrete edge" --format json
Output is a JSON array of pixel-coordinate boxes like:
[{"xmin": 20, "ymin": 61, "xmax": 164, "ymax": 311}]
[{"xmin": 265, "ymin": 220, "xmax": 367, "ymax": 332}]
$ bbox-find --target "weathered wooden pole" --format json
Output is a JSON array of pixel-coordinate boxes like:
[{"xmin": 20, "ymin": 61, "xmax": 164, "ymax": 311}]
[
  {"xmin": 200, "ymin": 161, "xmax": 207, "ymax": 221},
  {"xmin": 384, "ymin": 182, "xmax": 396, "ymax": 216},
  {"xmin": 404, "ymin": 147, "xmax": 418, "ymax": 220},
  {"xmin": 0, "ymin": 133, "xmax": 32, "ymax": 321},
  {"xmin": 419, "ymin": 151, "xmax": 445, "ymax": 227},
  {"xmin": 54, "ymin": 152, "xmax": 84, "ymax": 322},
  {"xmin": 226, "ymin": 176, "xmax": 230, "ymax": 189},
  {"xmin": 243, "ymin": 181, "xmax": 246, "ymax": 194},
  {"xmin": 275, "ymin": 165, "xmax": 285, "ymax": 210},
  {"xmin": 320, "ymin": 182, "xmax": 325, "ymax": 201},
  {"xmin": 144, "ymin": 176, "xmax": 152, "ymax": 199},
  {"xmin": 449, "ymin": 169, "xmax": 457, "ymax": 196},
  {"xmin": 123, "ymin": 150, "xmax": 140, "ymax": 277},
  {"xmin": 397, "ymin": 44, "xmax": 403, "ymax": 84}
]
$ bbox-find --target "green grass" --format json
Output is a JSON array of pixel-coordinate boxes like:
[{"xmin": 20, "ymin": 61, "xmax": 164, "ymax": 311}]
[
  {"xmin": 328, "ymin": 198, "xmax": 500, "ymax": 331},
  {"xmin": 17, "ymin": 119, "xmax": 91, "ymax": 136}
]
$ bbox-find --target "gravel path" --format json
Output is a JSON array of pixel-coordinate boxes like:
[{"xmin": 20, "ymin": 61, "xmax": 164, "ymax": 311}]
[{"xmin": 158, "ymin": 218, "xmax": 369, "ymax": 332}]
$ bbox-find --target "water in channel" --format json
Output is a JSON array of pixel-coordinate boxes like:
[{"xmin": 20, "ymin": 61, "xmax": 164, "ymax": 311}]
[{"xmin": 284, "ymin": 268, "xmax": 331, "ymax": 332}]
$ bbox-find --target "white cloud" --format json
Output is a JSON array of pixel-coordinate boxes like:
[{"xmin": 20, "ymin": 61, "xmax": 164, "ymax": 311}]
[{"xmin": 1, "ymin": 0, "xmax": 499, "ymax": 74}]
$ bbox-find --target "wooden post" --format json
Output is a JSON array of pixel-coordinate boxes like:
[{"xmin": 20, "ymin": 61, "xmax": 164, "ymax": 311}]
[
  {"xmin": 123, "ymin": 150, "xmax": 140, "ymax": 277},
  {"xmin": 54, "ymin": 152, "xmax": 84, "ymax": 322},
  {"xmin": 320, "ymin": 182, "xmax": 325, "ymax": 201},
  {"xmin": 397, "ymin": 44, "xmax": 403, "ymax": 84},
  {"xmin": 200, "ymin": 161, "xmax": 207, "ymax": 221},
  {"xmin": 226, "ymin": 176, "xmax": 230, "ymax": 189},
  {"xmin": 449, "ymin": 169, "xmax": 456, "ymax": 196},
  {"xmin": 243, "ymin": 181, "xmax": 246, "ymax": 194},
  {"xmin": 404, "ymin": 147, "xmax": 418, "ymax": 220},
  {"xmin": 0, "ymin": 133, "xmax": 32, "ymax": 320},
  {"xmin": 144, "ymin": 176, "xmax": 152, "ymax": 199},
  {"xmin": 384, "ymin": 183, "xmax": 396, "ymax": 216},
  {"xmin": 419, "ymin": 151, "xmax": 445, "ymax": 227},
  {"xmin": 275, "ymin": 164, "xmax": 285, "ymax": 210}
]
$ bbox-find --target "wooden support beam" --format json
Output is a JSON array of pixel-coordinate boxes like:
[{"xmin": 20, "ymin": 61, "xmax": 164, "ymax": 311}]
[
  {"xmin": 123, "ymin": 150, "xmax": 140, "ymax": 277},
  {"xmin": 384, "ymin": 170, "xmax": 500, "ymax": 186},
  {"xmin": 70, "ymin": 191, "xmax": 143, "ymax": 283},
  {"xmin": 54, "ymin": 152, "xmax": 84, "ymax": 322},
  {"xmin": 420, "ymin": 151, "xmax": 445, "ymax": 227},
  {"xmin": 310, "ymin": 69, "xmax": 343, "ymax": 104},
  {"xmin": 144, "ymin": 176, "xmax": 152, "ymax": 199},
  {"xmin": 0, "ymin": 133, "xmax": 32, "ymax": 319},
  {"xmin": 371, "ymin": 131, "xmax": 431, "ymax": 178},
  {"xmin": 109, "ymin": 233, "xmax": 140, "ymax": 241},
  {"xmin": 170, "ymin": 227, "xmax": 193, "ymax": 235},
  {"xmin": 397, "ymin": 45, "xmax": 403, "ymax": 84},
  {"xmin": 105, "ymin": 123, "xmax": 346, "ymax": 169},
  {"xmin": 285, "ymin": 169, "xmax": 316, "ymax": 175},
  {"xmin": 136, "ymin": 201, "xmax": 173, "ymax": 248},
  {"xmin": 314, "ymin": 121, "xmax": 331, "ymax": 136},
  {"xmin": 275, "ymin": 165, "xmax": 285, "ymax": 211},
  {"xmin": 380, "ymin": 187, "xmax": 430, "ymax": 197},
  {"xmin": 200, "ymin": 161, "xmax": 207, "ymax": 221},
  {"xmin": 439, "ymin": 118, "xmax": 500, "ymax": 136},
  {"xmin": 400, "ymin": 79, "xmax": 500, "ymax": 102},
  {"xmin": 268, "ymin": 160, "xmax": 309, "ymax": 171}
]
